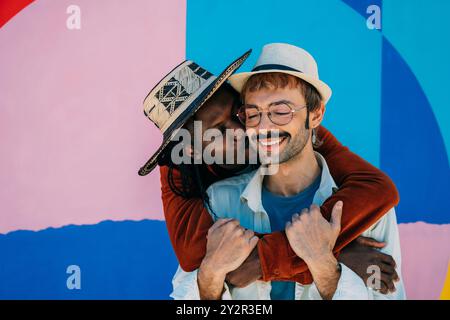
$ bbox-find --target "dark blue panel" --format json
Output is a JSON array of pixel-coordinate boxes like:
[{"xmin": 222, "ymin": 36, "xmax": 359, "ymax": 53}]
[
  {"xmin": 380, "ymin": 38, "xmax": 450, "ymax": 224},
  {"xmin": 0, "ymin": 220, "xmax": 178, "ymax": 299},
  {"xmin": 341, "ymin": 0, "xmax": 382, "ymax": 21}
]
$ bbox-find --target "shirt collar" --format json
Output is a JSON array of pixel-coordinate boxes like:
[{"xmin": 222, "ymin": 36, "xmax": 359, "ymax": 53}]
[{"xmin": 240, "ymin": 152, "xmax": 337, "ymax": 214}]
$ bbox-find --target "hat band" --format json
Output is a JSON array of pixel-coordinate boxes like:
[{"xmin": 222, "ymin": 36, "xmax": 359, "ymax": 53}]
[{"xmin": 252, "ymin": 64, "xmax": 303, "ymax": 73}]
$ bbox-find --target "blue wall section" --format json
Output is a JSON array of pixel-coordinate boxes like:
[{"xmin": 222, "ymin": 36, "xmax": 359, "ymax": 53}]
[
  {"xmin": 380, "ymin": 38, "xmax": 450, "ymax": 223},
  {"xmin": 186, "ymin": 0, "xmax": 450, "ymax": 224},
  {"xmin": 187, "ymin": 0, "xmax": 383, "ymax": 167},
  {"xmin": 342, "ymin": 0, "xmax": 450, "ymax": 223},
  {"xmin": 0, "ymin": 220, "xmax": 178, "ymax": 299},
  {"xmin": 342, "ymin": 0, "xmax": 382, "ymax": 19}
]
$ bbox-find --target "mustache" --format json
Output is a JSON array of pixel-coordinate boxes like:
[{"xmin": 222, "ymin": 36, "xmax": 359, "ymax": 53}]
[{"xmin": 256, "ymin": 131, "xmax": 290, "ymax": 140}]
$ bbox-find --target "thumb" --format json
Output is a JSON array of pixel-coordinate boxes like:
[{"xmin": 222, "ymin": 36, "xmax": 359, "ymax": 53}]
[
  {"xmin": 330, "ymin": 201, "xmax": 343, "ymax": 234},
  {"xmin": 356, "ymin": 236, "xmax": 386, "ymax": 248},
  {"xmin": 248, "ymin": 235, "xmax": 259, "ymax": 249}
]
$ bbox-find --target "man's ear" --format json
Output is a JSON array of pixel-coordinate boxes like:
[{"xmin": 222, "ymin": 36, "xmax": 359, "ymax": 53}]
[{"xmin": 310, "ymin": 102, "xmax": 326, "ymax": 129}]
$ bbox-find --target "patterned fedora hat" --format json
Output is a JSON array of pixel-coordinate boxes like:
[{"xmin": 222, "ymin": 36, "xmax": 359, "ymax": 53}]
[{"xmin": 138, "ymin": 49, "xmax": 251, "ymax": 176}]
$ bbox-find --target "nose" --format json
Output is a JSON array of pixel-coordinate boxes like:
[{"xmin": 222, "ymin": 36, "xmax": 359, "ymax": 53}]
[{"xmin": 258, "ymin": 111, "xmax": 276, "ymax": 130}]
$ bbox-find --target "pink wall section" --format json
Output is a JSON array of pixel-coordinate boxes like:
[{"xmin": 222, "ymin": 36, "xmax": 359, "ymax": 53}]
[
  {"xmin": 0, "ymin": 0, "xmax": 186, "ymax": 234},
  {"xmin": 398, "ymin": 222, "xmax": 450, "ymax": 299}
]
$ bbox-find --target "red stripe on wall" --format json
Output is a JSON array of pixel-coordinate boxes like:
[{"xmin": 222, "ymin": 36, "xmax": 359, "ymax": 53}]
[{"xmin": 0, "ymin": 0, "xmax": 35, "ymax": 28}]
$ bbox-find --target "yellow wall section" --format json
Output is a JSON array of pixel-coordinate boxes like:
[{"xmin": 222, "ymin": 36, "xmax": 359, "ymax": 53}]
[{"xmin": 440, "ymin": 262, "xmax": 450, "ymax": 300}]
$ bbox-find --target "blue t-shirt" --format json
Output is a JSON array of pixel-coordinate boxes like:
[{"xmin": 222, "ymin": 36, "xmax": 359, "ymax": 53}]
[{"xmin": 261, "ymin": 174, "xmax": 321, "ymax": 300}]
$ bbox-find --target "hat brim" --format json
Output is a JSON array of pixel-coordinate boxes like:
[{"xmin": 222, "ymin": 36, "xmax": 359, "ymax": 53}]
[
  {"xmin": 138, "ymin": 49, "xmax": 252, "ymax": 176},
  {"xmin": 228, "ymin": 69, "xmax": 332, "ymax": 104}
]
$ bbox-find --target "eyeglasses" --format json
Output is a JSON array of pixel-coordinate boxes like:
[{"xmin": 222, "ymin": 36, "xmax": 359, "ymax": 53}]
[{"xmin": 236, "ymin": 102, "xmax": 307, "ymax": 127}]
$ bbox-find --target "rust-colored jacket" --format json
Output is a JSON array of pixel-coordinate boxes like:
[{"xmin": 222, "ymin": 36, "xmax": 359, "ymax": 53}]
[{"xmin": 160, "ymin": 126, "xmax": 399, "ymax": 284}]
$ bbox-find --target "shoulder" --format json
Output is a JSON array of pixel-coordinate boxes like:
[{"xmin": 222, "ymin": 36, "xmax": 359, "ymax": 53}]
[
  {"xmin": 205, "ymin": 170, "xmax": 257, "ymax": 217},
  {"xmin": 206, "ymin": 170, "xmax": 256, "ymax": 196}
]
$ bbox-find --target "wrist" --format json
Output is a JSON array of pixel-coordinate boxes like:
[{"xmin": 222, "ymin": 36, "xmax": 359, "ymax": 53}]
[
  {"xmin": 305, "ymin": 252, "xmax": 338, "ymax": 274},
  {"xmin": 307, "ymin": 254, "xmax": 341, "ymax": 300},
  {"xmin": 198, "ymin": 259, "xmax": 226, "ymax": 300},
  {"xmin": 200, "ymin": 257, "xmax": 227, "ymax": 281}
]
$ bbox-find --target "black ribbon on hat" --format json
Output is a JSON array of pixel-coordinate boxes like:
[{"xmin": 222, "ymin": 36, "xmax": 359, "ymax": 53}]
[{"xmin": 251, "ymin": 64, "xmax": 303, "ymax": 73}]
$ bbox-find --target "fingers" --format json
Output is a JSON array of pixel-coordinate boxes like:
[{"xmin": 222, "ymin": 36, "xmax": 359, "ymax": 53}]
[
  {"xmin": 330, "ymin": 201, "xmax": 343, "ymax": 234},
  {"xmin": 248, "ymin": 235, "xmax": 259, "ymax": 249},
  {"xmin": 293, "ymin": 208, "xmax": 308, "ymax": 222},
  {"xmin": 356, "ymin": 236, "xmax": 386, "ymax": 249},
  {"xmin": 369, "ymin": 274, "xmax": 395, "ymax": 294},
  {"xmin": 380, "ymin": 272, "xmax": 397, "ymax": 294},
  {"xmin": 239, "ymin": 228, "xmax": 259, "ymax": 248},
  {"xmin": 380, "ymin": 263, "xmax": 400, "ymax": 283},
  {"xmin": 222, "ymin": 219, "xmax": 242, "ymax": 234},
  {"xmin": 377, "ymin": 251, "xmax": 397, "ymax": 269},
  {"xmin": 377, "ymin": 257, "xmax": 396, "ymax": 273},
  {"xmin": 370, "ymin": 252, "xmax": 400, "ymax": 293},
  {"xmin": 209, "ymin": 218, "xmax": 234, "ymax": 233},
  {"xmin": 378, "ymin": 280, "xmax": 390, "ymax": 294},
  {"xmin": 228, "ymin": 224, "xmax": 258, "ymax": 247},
  {"xmin": 379, "ymin": 258, "xmax": 400, "ymax": 282}
]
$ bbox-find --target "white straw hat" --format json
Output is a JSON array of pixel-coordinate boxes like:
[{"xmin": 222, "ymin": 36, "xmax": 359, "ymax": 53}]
[{"xmin": 229, "ymin": 43, "xmax": 332, "ymax": 104}]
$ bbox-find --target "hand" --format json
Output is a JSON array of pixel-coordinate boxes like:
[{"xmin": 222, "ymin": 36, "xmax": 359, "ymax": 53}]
[
  {"xmin": 285, "ymin": 201, "xmax": 343, "ymax": 300},
  {"xmin": 202, "ymin": 218, "xmax": 259, "ymax": 276},
  {"xmin": 338, "ymin": 236, "xmax": 399, "ymax": 294},
  {"xmin": 198, "ymin": 218, "xmax": 259, "ymax": 299},
  {"xmin": 285, "ymin": 201, "xmax": 342, "ymax": 265},
  {"xmin": 198, "ymin": 219, "xmax": 258, "ymax": 300},
  {"xmin": 226, "ymin": 248, "xmax": 262, "ymax": 288}
]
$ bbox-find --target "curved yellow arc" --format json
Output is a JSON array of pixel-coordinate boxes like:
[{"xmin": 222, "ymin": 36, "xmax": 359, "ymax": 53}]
[{"xmin": 440, "ymin": 262, "xmax": 450, "ymax": 300}]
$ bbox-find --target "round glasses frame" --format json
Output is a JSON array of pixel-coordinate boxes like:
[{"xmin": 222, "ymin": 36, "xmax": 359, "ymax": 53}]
[{"xmin": 236, "ymin": 103, "xmax": 308, "ymax": 127}]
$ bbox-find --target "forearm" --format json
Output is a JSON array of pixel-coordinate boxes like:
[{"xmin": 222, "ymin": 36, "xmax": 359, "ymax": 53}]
[
  {"xmin": 198, "ymin": 260, "xmax": 226, "ymax": 300},
  {"xmin": 316, "ymin": 125, "xmax": 399, "ymax": 252},
  {"xmin": 306, "ymin": 253, "xmax": 341, "ymax": 300},
  {"xmin": 160, "ymin": 165, "xmax": 213, "ymax": 271}
]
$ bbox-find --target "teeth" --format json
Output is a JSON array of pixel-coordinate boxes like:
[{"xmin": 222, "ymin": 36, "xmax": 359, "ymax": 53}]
[{"xmin": 259, "ymin": 137, "xmax": 283, "ymax": 146}]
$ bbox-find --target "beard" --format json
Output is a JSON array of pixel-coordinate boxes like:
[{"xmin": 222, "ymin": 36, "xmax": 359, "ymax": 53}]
[{"xmin": 278, "ymin": 124, "xmax": 310, "ymax": 164}]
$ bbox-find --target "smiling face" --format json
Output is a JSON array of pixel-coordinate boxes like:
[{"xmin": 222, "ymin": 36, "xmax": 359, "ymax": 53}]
[
  {"xmin": 244, "ymin": 86, "xmax": 310, "ymax": 163},
  {"xmin": 242, "ymin": 73, "xmax": 324, "ymax": 164},
  {"xmin": 185, "ymin": 84, "xmax": 249, "ymax": 170}
]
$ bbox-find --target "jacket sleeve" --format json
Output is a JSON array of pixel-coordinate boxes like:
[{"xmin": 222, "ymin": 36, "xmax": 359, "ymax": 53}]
[
  {"xmin": 160, "ymin": 165, "xmax": 214, "ymax": 272},
  {"xmin": 256, "ymin": 125, "xmax": 400, "ymax": 284}
]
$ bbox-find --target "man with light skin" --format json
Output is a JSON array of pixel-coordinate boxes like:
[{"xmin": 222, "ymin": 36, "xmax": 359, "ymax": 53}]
[{"xmin": 171, "ymin": 43, "xmax": 405, "ymax": 300}]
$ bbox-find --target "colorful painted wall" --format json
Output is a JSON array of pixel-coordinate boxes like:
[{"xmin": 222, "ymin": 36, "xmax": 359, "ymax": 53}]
[{"xmin": 0, "ymin": 0, "xmax": 449, "ymax": 299}]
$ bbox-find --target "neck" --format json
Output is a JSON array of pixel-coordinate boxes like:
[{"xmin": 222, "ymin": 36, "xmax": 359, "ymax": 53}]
[{"xmin": 264, "ymin": 144, "xmax": 321, "ymax": 196}]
